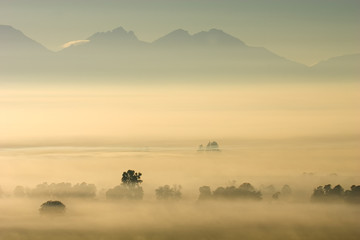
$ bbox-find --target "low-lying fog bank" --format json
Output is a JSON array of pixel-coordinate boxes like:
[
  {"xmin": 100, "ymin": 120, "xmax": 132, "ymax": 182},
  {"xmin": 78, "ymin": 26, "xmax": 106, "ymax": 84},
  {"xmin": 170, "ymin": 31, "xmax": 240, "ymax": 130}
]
[
  {"xmin": 0, "ymin": 144, "xmax": 359, "ymax": 239},
  {"xmin": 0, "ymin": 198, "xmax": 359, "ymax": 240},
  {"xmin": 0, "ymin": 81, "xmax": 359, "ymax": 239},
  {"xmin": 1, "ymin": 140, "xmax": 359, "ymax": 202}
]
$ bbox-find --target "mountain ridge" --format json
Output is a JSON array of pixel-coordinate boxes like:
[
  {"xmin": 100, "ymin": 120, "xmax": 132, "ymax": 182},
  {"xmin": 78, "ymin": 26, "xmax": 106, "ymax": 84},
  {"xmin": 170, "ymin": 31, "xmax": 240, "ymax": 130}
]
[
  {"xmin": 87, "ymin": 26, "xmax": 141, "ymax": 44},
  {"xmin": 0, "ymin": 25, "xmax": 50, "ymax": 56},
  {"xmin": 152, "ymin": 28, "xmax": 246, "ymax": 47},
  {"xmin": 0, "ymin": 25, "xmax": 359, "ymax": 81}
]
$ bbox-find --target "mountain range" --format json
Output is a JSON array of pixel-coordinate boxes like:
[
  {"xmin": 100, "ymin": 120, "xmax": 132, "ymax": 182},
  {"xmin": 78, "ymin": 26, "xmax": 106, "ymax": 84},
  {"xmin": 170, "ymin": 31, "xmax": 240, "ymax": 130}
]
[
  {"xmin": 0, "ymin": 25, "xmax": 50, "ymax": 56},
  {"xmin": 0, "ymin": 25, "xmax": 358, "ymax": 82}
]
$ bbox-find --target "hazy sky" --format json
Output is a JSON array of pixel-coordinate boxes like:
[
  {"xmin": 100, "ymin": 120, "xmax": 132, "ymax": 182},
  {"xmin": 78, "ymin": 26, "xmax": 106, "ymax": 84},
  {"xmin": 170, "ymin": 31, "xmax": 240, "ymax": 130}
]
[
  {"xmin": 0, "ymin": 0, "xmax": 359, "ymax": 65},
  {"xmin": 1, "ymin": 83, "xmax": 359, "ymax": 145}
]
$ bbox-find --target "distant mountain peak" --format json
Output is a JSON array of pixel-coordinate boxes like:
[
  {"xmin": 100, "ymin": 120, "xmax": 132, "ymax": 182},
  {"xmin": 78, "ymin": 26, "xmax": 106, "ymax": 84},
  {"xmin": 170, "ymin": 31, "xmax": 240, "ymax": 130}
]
[
  {"xmin": 171, "ymin": 29, "xmax": 190, "ymax": 35},
  {"xmin": 209, "ymin": 28, "xmax": 224, "ymax": 33},
  {"xmin": 153, "ymin": 28, "xmax": 246, "ymax": 47},
  {"xmin": 192, "ymin": 29, "xmax": 246, "ymax": 46},
  {"xmin": 153, "ymin": 28, "xmax": 192, "ymax": 45},
  {"xmin": 0, "ymin": 25, "xmax": 26, "ymax": 40},
  {"xmin": 0, "ymin": 24, "xmax": 15, "ymax": 30},
  {"xmin": 112, "ymin": 26, "xmax": 127, "ymax": 33},
  {"xmin": 0, "ymin": 25, "xmax": 50, "ymax": 55},
  {"xmin": 167, "ymin": 29, "xmax": 191, "ymax": 38},
  {"xmin": 311, "ymin": 53, "xmax": 360, "ymax": 77},
  {"xmin": 88, "ymin": 26, "xmax": 139, "ymax": 43},
  {"xmin": 111, "ymin": 26, "xmax": 137, "ymax": 38}
]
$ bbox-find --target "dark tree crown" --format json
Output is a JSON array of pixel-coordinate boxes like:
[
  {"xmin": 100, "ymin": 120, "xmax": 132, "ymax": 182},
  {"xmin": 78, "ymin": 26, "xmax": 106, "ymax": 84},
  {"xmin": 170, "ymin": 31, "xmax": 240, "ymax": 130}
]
[{"xmin": 121, "ymin": 170, "xmax": 143, "ymax": 185}]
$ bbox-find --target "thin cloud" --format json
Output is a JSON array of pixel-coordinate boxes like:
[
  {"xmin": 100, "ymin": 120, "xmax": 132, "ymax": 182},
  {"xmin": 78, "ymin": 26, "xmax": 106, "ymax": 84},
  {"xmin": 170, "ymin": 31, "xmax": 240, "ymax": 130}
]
[{"xmin": 62, "ymin": 40, "xmax": 90, "ymax": 49}]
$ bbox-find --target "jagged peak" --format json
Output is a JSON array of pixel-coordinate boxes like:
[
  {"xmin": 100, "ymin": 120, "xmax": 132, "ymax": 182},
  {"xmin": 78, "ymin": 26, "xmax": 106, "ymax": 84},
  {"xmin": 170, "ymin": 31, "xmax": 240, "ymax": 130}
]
[
  {"xmin": 190, "ymin": 28, "xmax": 245, "ymax": 46},
  {"xmin": 88, "ymin": 26, "xmax": 139, "ymax": 42},
  {"xmin": 152, "ymin": 28, "xmax": 192, "ymax": 45},
  {"xmin": 209, "ymin": 28, "xmax": 224, "ymax": 33},
  {"xmin": 112, "ymin": 26, "xmax": 127, "ymax": 33},
  {"xmin": 170, "ymin": 28, "xmax": 190, "ymax": 35}
]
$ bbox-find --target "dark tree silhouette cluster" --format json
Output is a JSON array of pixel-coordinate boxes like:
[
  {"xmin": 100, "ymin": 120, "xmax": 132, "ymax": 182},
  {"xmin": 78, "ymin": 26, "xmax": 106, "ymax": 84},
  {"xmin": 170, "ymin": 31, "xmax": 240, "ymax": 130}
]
[
  {"xmin": 344, "ymin": 185, "xmax": 360, "ymax": 204},
  {"xmin": 155, "ymin": 185, "xmax": 182, "ymax": 201},
  {"xmin": 311, "ymin": 184, "xmax": 360, "ymax": 204},
  {"xmin": 198, "ymin": 186, "xmax": 212, "ymax": 200},
  {"xmin": 260, "ymin": 184, "xmax": 292, "ymax": 201},
  {"xmin": 199, "ymin": 183, "xmax": 262, "ymax": 201},
  {"xmin": 281, "ymin": 184, "xmax": 292, "ymax": 196},
  {"xmin": 19, "ymin": 182, "xmax": 96, "ymax": 198},
  {"xmin": 106, "ymin": 170, "xmax": 144, "ymax": 200},
  {"xmin": 311, "ymin": 184, "xmax": 344, "ymax": 202},
  {"xmin": 39, "ymin": 200, "xmax": 66, "ymax": 215},
  {"xmin": 206, "ymin": 141, "xmax": 220, "ymax": 151},
  {"xmin": 121, "ymin": 170, "xmax": 143, "ymax": 185},
  {"xmin": 198, "ymin": 141, "xmax": 220, "ymax": 151}
]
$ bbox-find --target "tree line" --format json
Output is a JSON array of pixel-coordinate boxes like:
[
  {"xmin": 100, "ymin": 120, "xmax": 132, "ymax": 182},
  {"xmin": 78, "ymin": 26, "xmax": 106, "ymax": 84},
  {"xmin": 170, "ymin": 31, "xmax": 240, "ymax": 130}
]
[
  {"xmin": 2, "ymin": 169, "xmax": 359, "ymax": 204},
  {"xmin": 311, "ymin": 184, "xmax": 360, "ymax": 203}
]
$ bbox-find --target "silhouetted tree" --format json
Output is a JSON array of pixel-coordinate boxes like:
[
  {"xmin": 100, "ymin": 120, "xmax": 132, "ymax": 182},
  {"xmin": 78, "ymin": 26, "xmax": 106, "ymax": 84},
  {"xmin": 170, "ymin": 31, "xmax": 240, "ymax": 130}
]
[
  {"xmin": 198, "ymin": 144, "xmax": 204, "ymax": 151},
  {"xmin": 213, "ymin": 183, "xmax": 262, "ymax": 201},
  {"xmin": 198, "ymin": 183, "xmax": 262, "ymax": 201},
  {"xmin": 198, "ymin": 186, "xmax": 212, "ymax": 200},
  {"xmin": 311, "ymin": 184, "xmax": 344, "ymax": 203},
  {"xmin": 311, "ymin": 186, "xmax": 325, "ymax": 202},
  {"xmin": 155, "ymin": 185, "xmax": 182, "ymax": 200},
  {"xmin": 206, "ymin": 141, "xmax": 220, "ymax": 151},
  {"xmin": 331, "ymin": 185, "xmax": 344, "ymax": 196},
  {"xmin": 122, "ymin": 170, "xmax": 143, "ymax": 185},
  {"xmin": 344, "ymin": 185, "xmax": 360, "ymax": 204},
  {"xmin": 313, "ymin": 184, "xmax": 360, "ymax": 204},
  {"xmin": 238, "ymin": 182, "xmax": 256, "ymax": 192},
  {"xmin": 106, "ymin": 169, "xmax": 144, "ymax": 200},
  {"xmin": 272, "ymin": 192, "xmax": 281, "ymax": 200},
  {"xmin": 259, "ymin": 184, "xmax": 278, "ymax": 200},
  {"xmin": 323, "ymin": 184, "xmax": 332, "ymax": 195},
  {"xmin": 281, "ymin": 184, "xmax": 292, "ymax": 197},
  {"xmin": 39, "ymin": 200, "xmax": 66, "ymax": 215}
]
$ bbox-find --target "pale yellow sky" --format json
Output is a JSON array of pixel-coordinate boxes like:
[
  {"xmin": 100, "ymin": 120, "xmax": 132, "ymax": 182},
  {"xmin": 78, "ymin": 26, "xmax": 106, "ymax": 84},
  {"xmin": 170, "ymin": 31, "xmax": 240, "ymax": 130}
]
[{"xmin": 1, "ymin": 82, "xmax": 359, "ymax": 145}]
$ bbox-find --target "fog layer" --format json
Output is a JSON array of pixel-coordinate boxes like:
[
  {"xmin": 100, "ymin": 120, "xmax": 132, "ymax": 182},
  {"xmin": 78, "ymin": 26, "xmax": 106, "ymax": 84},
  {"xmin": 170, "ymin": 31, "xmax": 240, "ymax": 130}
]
[{"xmin": 1, "ymin": 81, "xmax": 359, "ymax": 239}]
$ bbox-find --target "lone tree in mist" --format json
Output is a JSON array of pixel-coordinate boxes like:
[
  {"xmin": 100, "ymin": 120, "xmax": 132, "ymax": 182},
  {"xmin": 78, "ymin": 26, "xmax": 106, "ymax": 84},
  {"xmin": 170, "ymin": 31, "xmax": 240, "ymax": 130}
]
[
  {"xmin": 39, "ymin": 200, "xmax": 66, "ymax": 215},
  {"xmin": 198, "ymin": 141, "xmax": 221, "ymax": 151},
  {"xmin": 272, "ymin": 192, "xmax": 281, "ymax": 200},
  {"xmin": 122, "ymin": 170, "xmax": 143, "ymax": 185},
  {"xmin": 155, "ymin": 185, "xmax": 182, "ymax": 201},
  {"xmin": 106, "ymin": 169, "xmax": 144, "ymax": 200}
]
